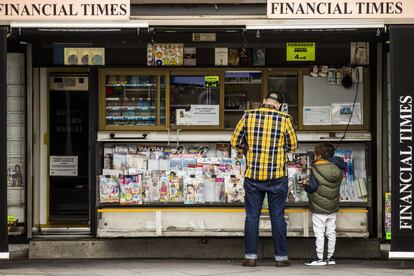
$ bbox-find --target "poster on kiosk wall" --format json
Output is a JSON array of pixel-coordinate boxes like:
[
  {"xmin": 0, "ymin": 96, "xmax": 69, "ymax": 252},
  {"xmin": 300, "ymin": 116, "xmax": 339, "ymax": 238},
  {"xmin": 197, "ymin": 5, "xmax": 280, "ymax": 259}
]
[{"xmin": 389, "ymin": 26, "xmax": 414, "ymax": 260}]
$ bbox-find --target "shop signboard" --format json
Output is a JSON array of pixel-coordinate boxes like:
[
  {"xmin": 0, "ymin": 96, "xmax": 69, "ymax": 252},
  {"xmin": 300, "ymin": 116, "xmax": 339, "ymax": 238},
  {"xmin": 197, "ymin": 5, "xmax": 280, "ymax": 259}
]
[
  {"xmin": 286, "ymin": 42, "xmax": 315, "ymax": 61},
  {"xmin": 389, "ymin": 25, "xmax": 414, "ymax": 259},
  {"xmin": 0, "ymin": 0, "xmax": 130, "ymax": 21},
  {"xmin": 268, "ymin": 0, "xmax": 414, "ymax": 19}
]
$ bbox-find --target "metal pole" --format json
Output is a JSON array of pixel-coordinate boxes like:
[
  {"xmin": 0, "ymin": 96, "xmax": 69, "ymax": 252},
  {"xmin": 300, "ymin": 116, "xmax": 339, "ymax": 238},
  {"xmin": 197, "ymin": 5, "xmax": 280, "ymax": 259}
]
[{"xmin": 0, "ymin": 26, "xmax": 9, "ymax": 259}]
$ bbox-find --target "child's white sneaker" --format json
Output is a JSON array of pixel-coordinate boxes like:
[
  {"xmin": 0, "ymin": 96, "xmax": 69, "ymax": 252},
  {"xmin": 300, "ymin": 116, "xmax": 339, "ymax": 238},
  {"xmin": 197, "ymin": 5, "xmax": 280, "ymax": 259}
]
[
  {"xmin": 325, "ymin": 257, "xmax": 336, "ymax": 265},
  {"xmin": 304, "ymin": 259, "xmax": 327, "ymax": 266}
]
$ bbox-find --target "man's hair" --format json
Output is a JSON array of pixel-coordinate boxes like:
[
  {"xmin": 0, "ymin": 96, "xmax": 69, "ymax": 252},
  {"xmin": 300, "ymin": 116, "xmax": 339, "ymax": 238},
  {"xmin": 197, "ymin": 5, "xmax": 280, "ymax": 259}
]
[{"xmin": 314, "ymin": 143, "xmax": 335, "ymax": 159}]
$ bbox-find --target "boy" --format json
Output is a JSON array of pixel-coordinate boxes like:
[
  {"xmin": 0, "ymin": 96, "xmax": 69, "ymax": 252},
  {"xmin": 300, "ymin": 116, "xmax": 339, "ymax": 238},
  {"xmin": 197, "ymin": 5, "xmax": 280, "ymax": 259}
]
[{"xmin": 303, "ymin": 143, "xmax": 345, "ymax": 266}]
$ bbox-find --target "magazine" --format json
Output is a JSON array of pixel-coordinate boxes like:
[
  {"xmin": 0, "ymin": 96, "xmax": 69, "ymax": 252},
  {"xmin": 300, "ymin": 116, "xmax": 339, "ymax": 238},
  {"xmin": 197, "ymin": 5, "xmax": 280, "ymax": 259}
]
[
  {"xmin": 225, "ymin": 175, "xmax": 244, "ymax": 203},
  {"xmin": 216, "ymin": 143, "xmax": 230, "ymax": 158},
  {"xmin": 119, "ymin": 175, "xmax": 142, "ymax": 205},
  {"xmin": 215, "ymin": 177, "xmax": 227, "ymax": 203},
  {"xmin": 99, "ymin": 175, "xmax": 119, "ymax": 203},
  {"xmin": 141, "ymin": 174, "xmax": 152, "ymax": 203},
  {"xmin": 204, "ymin": 177, "xmax": 216, "ymax": 202},
  {"xmin": 335, "ymin": 150, "xmax": 356, "ymax": 201},
  {"xmin": 159, "ymin": 174, "xmax": 170, "ymax": 202},
  {"xmin": 127, "ymin": 153, "xmax": 147, "ymax": 174},
  {"xmin": 150, "ymin": 171, "xmax": 161, "ymax": 202},
  {"xmin": 112, "ymin": 152, "xmax": 127, "ymax": 171},
  {"xmin": 169, "ymin": 172, "xmax": 184, "ymax": 202},
  {"xmin": 184, "ymin": 174, "xmax": 204, "ymax": 204}
]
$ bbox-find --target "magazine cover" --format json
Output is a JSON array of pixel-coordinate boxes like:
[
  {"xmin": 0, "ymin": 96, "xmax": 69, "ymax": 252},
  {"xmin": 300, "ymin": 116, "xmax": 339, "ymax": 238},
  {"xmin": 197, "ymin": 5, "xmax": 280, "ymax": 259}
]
[
  {"xmin": 169, "ymin": 156, "xmax": 184, "ymax": 170},
  {"xmin": 112, "ymin": 152, "xmax": 127, "ymax": 171},
  {"xmin": 150, "ymin": 145, "xmax": 165, "ymax": 160},
  {"xmin": 150, "ymin": 172, "xmax": 161, "ymax": 202},
  {"xmin": 159, "ymin": 174, "xmax": 170, "ymax": 202},
  {"xmin": 127, "ymin": 153, "xmax": 147, "ymax": 174},
  {"xmin": 239, "ymin": 48, "xmax": 251, "ymax": 66},
  {"xmin": 288, "ymin": 153, "xmax": 309, "ymax": 202},
  {"xmin": 184, "ymin": 175, "xmax": 204, "ymax": 204},
  {"xmin": 253, "ymin": 48, "xmax": 265, "ymax": 66},
  {"xmin": 182, "ymin": 156, "xmax": 199, "ymax": 169},
  {"xmin": 225, "ymin": 175, "xmax": 244, "ymax": 203},
  {"xmin": 216, "ymin": 143, "xmax": 230, "ymax": 158},
  {"xmin": 137, "ymin": 145, "xmax": 151, "ymax": 159},
  {"xmin": 228, "ymin": 48, "xmax": 240, "ymax": 66},
  {"xmin": 335, "ymin": 150, "xmax": 355, "ymax": 201},
  {"xmin": 119, "ymin": 175, "xmax": 142, "ymax": 205},
  {"xmin": 204, "ymin": 177, "xmax": 216, "ymax": 202},
  {"xmin": 114, "ymin": 145, "xmax": 128, "ymax": 153},
  {"xmin": 169, "ymin": 173, "xmax": 184, "ymax": 202},
  {"xmin": 184, "ymin": 47, "xmax": 196, "ymax": 66},
  {"xmin": 99, "ymin": 175, "xmax": 119, "ymax": 203},
  {"xmin": 141, "ymin": 174, "xmax": 152, "ymax": 203},
  {"xmin": 215, "ymin": 177, "xmax": 227, "ymax": 203}
]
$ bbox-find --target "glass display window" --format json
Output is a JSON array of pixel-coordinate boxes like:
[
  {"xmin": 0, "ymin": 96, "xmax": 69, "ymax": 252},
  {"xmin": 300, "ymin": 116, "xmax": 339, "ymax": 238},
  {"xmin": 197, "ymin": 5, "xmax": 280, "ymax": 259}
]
[
  {"xmin": 224, "ymin": 71, "xmax": 263, "ymax": 129},
  {"xmin": 267, "ymin": 71, "xmax": 300, "ymax": 129},
  {"xmin": 100, "ymin": 69, "xmax": 167, "ymax": 130},
  {"xmin": 170, "ymin": 71, "xmax": 224, "ymax": 129}
]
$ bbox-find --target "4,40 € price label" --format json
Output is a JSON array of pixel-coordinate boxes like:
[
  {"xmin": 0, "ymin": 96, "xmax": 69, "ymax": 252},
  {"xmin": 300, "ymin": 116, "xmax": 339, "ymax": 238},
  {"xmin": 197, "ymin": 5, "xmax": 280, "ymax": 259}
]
[{"xmin": 286, "ymin": 42, "xmax": 316, "ymax": 62}]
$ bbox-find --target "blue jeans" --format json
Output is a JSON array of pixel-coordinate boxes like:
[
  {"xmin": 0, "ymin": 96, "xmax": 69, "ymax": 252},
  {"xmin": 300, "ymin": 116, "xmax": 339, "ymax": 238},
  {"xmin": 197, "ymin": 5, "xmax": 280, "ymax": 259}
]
[{"xmin": 244, "ymin": 177, "xmax": 289, "ymax": 261}]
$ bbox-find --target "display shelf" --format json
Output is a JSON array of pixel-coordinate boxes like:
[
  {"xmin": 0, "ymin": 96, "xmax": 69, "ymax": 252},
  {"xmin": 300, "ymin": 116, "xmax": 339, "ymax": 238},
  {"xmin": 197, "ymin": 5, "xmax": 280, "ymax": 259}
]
[
  {"xmin": 100, "ymin": 69, "xmax": 167, "ymax": 131},
  {"xmin": 106, "ymin": 84, "xmax": 156, "ymax": 88},
  {"xmin": 224, "ymin": 82, "xmax": 262, "ymax": 85},
  {"xmin": 106, "ymin": 106, "xmax": 156, "ymax": 111},
  {"xmin": 97, "ymin": 202, "xmax": 369, "ymax": 208}
]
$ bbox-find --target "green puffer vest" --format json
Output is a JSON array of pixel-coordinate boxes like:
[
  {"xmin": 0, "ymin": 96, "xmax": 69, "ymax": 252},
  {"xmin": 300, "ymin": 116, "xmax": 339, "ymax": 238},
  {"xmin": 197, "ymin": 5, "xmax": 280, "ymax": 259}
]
[{"xmin": 309, "ymin": 162, "xmax": 343, "ymax": 214}]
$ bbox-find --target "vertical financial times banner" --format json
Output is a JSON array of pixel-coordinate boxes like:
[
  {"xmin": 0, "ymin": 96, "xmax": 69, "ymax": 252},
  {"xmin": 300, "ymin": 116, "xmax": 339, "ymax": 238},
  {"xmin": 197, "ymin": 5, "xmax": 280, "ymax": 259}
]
[{"xmin": 389, "ymin": 25, "xmax": 414, "ymax": 259}]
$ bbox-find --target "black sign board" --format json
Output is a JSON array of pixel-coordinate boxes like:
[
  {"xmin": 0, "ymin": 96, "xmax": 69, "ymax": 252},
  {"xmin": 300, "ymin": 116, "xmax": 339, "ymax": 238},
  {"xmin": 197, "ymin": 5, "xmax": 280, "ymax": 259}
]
[{"xmin": 389, "ymin": 25, "xmax": 414, "ymax": 259}]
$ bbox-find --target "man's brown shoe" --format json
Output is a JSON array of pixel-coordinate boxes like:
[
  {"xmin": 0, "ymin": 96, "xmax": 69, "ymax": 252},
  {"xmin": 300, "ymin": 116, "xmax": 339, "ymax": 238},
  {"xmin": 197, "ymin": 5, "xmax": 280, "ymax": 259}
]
[
  {"xmin": 275, "ymin": 260, "xmax": 291, "ymax": 267},
  {"xmin": 241, "ymin": 259, "xmax": 257, "ymax": 267}
]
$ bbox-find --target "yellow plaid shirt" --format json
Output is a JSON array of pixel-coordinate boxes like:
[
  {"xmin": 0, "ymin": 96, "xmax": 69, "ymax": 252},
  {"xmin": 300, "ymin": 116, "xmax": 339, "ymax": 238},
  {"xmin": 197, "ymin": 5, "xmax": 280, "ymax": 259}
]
[{"xmin": 230, "ymin": 105, "xmax": 298, "ymax": 181}]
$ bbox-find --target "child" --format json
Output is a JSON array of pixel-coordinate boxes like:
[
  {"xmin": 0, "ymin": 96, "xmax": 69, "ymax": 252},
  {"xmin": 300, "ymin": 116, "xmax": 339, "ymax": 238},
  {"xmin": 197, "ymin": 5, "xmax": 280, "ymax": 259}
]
[{"xmin": 303, "ymin": 143, "xmax": 345, "ymax": 266}]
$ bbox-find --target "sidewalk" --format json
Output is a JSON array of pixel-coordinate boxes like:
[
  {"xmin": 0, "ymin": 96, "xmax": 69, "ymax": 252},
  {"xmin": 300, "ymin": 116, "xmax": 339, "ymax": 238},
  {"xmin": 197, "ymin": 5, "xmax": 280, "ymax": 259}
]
[{"xmin": 0, "ymin": 259, "xmax": 413, "ymax": 276}]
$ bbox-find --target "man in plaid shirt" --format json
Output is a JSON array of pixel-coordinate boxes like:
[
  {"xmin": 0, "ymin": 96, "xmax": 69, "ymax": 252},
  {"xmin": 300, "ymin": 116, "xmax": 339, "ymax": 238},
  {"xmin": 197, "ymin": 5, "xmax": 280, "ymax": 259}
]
[{"xmin": 231, "ymin": 92, "xmax": 297, "ymax": 267}]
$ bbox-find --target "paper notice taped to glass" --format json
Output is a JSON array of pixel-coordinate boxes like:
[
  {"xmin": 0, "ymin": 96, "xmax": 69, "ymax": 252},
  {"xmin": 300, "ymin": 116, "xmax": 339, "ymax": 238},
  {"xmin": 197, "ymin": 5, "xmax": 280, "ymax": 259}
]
[
  {"xmin": 190, "ymin": 105, "xmax": 220, "ymax": 125},
  {"xmin": 49, "ymin": 156, "xmax": 78, "ymax": 176}
]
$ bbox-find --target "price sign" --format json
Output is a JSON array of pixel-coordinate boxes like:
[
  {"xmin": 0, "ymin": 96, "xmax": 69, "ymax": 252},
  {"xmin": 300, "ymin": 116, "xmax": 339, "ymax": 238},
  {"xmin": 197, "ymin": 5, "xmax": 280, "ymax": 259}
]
[
  {"xmin": 205, "ymin": 76, "xmax": 219, "ymax": 88},
  {"xmin": 286, "ymin": 42, "xmax": 316, "ymax": 61}
]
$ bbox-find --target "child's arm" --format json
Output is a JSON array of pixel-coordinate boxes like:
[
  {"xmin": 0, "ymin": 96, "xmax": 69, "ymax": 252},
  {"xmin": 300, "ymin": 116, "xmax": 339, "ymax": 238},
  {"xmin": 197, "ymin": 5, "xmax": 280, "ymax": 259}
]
[{"xmin": 304, "ymin": 169, "xmax": 318, "ymax": 193}]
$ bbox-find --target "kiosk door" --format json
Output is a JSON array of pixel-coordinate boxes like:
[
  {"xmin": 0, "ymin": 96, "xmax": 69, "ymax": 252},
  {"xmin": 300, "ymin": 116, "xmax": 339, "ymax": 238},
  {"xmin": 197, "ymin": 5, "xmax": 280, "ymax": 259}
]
[{"xmin": 48, "ymin": 74, "xmax": 89, "ymax": 224}]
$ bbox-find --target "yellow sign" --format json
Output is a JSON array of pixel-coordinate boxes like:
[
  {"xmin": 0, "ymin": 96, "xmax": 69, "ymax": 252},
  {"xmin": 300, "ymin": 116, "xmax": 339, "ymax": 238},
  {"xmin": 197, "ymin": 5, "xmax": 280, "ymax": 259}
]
[
  {"xmin": 286, "ymin": 42, "xmax": 316, "ymax": 61},
  {"xmin": 205, "ymin": 76, "xmax": 219, "ymax": 88}
]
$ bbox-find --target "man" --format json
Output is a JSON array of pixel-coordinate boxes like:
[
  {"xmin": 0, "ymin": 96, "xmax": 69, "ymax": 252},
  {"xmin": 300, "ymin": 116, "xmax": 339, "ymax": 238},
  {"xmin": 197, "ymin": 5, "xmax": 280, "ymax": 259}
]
[{"xmin": 231, "ymin": 92, "xmax": 297, "ymax": 267}]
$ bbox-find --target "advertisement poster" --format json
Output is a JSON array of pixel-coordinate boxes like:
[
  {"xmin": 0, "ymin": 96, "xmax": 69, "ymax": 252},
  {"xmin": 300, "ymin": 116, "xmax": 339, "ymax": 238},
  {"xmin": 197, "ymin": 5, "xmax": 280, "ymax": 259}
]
[
  {"xmin": 190, "ymin": 105, "xmax": 220, "ymax": 125},
  {"xmin": 215, "ymin": 48, "xmax": 228, "ymax": 66},
  {"xmin": 303, "ymin": 106, "xmax": 331, "ymax": 125},
  {"xmin": 89, "ymin": 48, "xmax": 105, "ymax": 65},
  {"xmin": 184, "ymin": 47, "xmax": 196, "ymax": 66},
  {"xmin": 331, "ymin": 103, "xmax": 362, "ymax": 125},
  {"xmin": 64, "ymin": 48, "xmax": 78, "ymax": 65},
  {"xmin": 286, "ymin": 42, "xmax": 316, "ymax": 61},
  {"xmin": 49, "ymin": 156, "xmax": 78, "ymax": 176},
  {"xmin": 147, "ymin": 43, "xmax": 184, "ymax": 66}
]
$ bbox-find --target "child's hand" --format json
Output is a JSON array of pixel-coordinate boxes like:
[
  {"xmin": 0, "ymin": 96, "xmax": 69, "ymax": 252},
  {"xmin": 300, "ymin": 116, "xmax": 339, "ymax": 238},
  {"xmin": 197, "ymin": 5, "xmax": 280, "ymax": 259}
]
[{"xmin": 301, "ymin": 177, "xmax": 309, "ymax": 187}]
